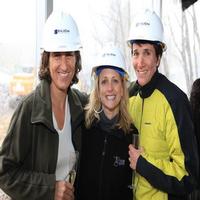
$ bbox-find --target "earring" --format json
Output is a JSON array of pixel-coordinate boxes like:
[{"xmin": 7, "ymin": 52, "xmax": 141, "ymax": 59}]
[{"xmin": 94, "ymin": 106, "xmax": 103, "ymax": 114}]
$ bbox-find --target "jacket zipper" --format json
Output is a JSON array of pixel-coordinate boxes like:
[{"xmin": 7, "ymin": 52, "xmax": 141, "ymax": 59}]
[
  {"xmin": 139, "ymin": 98, "xmax": 144, "ymax": 133},
  {"xmin": 98, "ymin": 136, "xmax": 108, "ymax": 200},
  {"xmin": 135, "ymin": 98, "xmax": 144, "ymax": 197}
]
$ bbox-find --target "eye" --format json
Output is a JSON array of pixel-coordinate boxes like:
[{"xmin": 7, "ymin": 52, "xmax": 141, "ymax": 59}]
[
  {"xmin": 132, "ymin": 51, "xmax": 139, "ymax": 57},
  {"xmin": 144, "ymin": 50, "xmax": 151, "ymax": 56},
  {"xmin": 113, "ymin": 79, "xmax": 119, "ymax": 83},
  {"xmin": 100, "ymin": 79, "xmax": 107, "ymax": 85}
]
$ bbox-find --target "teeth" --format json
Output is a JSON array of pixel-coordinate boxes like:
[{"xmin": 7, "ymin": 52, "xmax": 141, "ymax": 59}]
[
  {"xmin": 107, "ymin": 95, "xmax": 115, "ymax": 100},
  {"xmin": 58, "ymin": 72, "xmax": 69, "ymax": 77},
  {"xmin": 137, "ymin": 70, "xmax": 147, "ymax": 74}
]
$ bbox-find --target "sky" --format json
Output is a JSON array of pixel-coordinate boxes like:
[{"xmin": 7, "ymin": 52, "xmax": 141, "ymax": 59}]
[
  {"xmin": 0, "ymin": 0, "xmax": 36, "ymax": 44},
  {"xmin": 0, "ymin": 0, "xmax": 160, "ymax": 57},
  {"xmin": 0, "ymin": 0, "xmax": 200, "ymax": 93},
  {"xmin": 0, "ymin": 0, "xmax": 184, "ymax": 87}
]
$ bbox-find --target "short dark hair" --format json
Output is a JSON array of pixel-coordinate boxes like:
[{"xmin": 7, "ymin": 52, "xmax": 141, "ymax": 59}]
[
  {"xmin": 38, "ymin": 51, "xmax": 82, "ymax": 86},
  {"xmin": 130, "ymin": 40, "xmax": 163, "ymax": 59}
]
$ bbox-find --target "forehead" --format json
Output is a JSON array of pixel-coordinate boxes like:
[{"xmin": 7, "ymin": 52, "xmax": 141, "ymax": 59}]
[
  {"xmin": 132, "ymin": 43, "xmax": 155, "ymax": 51},
  {"xmin": 99, "ymin": 68, "xmax": 121, "ymax": 78},
  {"xmin": 50, "ymin": 51, "xmax": 75, "ymax": 56}
]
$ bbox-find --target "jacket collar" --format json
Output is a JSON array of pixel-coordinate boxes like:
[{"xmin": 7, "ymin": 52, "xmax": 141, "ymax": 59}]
[
  {"xmin": 31, "ymin": 79, "xmax": 55, "ymax": 132},
  {"xmin": 137, "ymin": 70, "xmax": 160, "ymax": 98},
  {"xmin": 31, "ymin": 79, "xmax": 84, "ymax": 133},
  {"xmin": 68, "ymin": 88, "xmax": 85, "ymax": 132}
]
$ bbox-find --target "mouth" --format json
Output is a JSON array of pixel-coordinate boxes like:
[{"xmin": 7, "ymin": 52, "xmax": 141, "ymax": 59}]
[
  {"xmin": 58, "ymin": 71, "xmax": 70, "ymax": 78},
  {"xmin": 137, "ymin": 70, "xmax": 148, "ymax": 75},
  {"xmin": 106, "ymin": 95, "xmax": 116, "ymax": 100}
]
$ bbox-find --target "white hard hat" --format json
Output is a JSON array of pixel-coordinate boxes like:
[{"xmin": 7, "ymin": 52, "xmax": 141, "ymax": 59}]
[
  {"xmin": 127, "ymin": 9, "xmax": 166, "ymax": 51},
  {"xmin": 42, "ymin": 11, "xmax": 82, "ymax": 52},
  {"xmin": 92, "ymin": 45, "xmax": 128, "ymax": 79}
]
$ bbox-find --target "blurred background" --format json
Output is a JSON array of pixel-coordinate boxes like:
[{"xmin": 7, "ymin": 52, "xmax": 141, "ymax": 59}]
[{"xmin": 0, "ymin": 0, "xmax": 200, "ymax": 146}]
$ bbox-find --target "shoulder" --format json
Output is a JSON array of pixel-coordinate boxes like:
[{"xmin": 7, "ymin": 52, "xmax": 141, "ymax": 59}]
[
  {"xmin": 9, "ymin": 91, "xmax": 35, "ymax": 127},
  {"xmin": 128, "ymin": 81, "xmax": 140, "ymax": 97},
  {"xmin": 157, "ymin": 74, "xmax": 188, "ymax": 103},
  {"xmin": 70, "ymin": 88, "xmax": 89, "ymax": 106},
  {"xmin": 15, "ymin": 89, "xmax": 35, "ymax": 112}
]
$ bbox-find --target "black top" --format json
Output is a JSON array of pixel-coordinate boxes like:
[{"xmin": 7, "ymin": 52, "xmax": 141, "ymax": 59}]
[{"xmin": 77, "ymin": 112, "xmax": 138, "ymax": 200}]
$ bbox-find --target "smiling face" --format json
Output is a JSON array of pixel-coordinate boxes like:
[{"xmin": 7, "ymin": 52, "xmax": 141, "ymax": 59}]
[
  {"xmin": 98, "ymin": 68, "xmax": 123, "ymax": 119},
  {"xmin": 49, "ymin": 52, "xmax": 76, "ymax": 93},
  {"xmin": 131, "ymin": 43, "xmax": 160, "ymax": 86}
]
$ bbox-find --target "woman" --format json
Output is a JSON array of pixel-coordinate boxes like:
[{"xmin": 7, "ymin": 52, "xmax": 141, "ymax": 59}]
[
  {"xmin": 127, "ymin": 9, "xmax": 198, "ymax": 200},
  {"xmin": 0, "ymin": 11, "xmax": 87, "ymax": 200},
  {"xmin": 77, "ymin": 45, "xmax": 137, "ymax": 200}
]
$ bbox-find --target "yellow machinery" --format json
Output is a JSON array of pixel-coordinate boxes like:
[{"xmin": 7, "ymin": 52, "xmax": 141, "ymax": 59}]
[{"xmin": 8, "ymin": 66, "xmax": 36, "ymax": 108}]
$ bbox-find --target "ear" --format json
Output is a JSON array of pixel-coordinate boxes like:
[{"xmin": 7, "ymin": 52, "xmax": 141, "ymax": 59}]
[{"xmin": 156, "ymin": 56, "xmax": 161, "ymax": 68}]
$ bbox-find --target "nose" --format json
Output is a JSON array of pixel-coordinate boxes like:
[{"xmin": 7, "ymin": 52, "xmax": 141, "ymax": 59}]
[
  {"xmin": 137, "ymin": 55, "xmax": 145, "ymax": 68},
  {"xmin": 60, "ymin": 55, "xmax": 69, "ymax": 69},
  {"xmin": 133, "ymin": 55, "xmax": 144, "ymax": 69},
  {"xmin": 107, "ymin": 81, "xmax": 114, "ymax": 91}
]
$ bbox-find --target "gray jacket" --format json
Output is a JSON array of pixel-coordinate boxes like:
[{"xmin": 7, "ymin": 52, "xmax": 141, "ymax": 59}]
[{"xmin": 0, "ymin": 79, "xmax": 87, "ymax": 200}]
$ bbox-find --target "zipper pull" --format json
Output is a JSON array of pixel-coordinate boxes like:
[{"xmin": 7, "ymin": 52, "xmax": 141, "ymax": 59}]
[{"xmin": 102, "ymin": 137, "xmax": 107, "ymax": 156}]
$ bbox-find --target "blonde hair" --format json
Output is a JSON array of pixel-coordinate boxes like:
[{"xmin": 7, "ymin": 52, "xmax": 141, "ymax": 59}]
[{"xmin": 85, "ymin": 74, "xmax": 133, "ymax": 134}]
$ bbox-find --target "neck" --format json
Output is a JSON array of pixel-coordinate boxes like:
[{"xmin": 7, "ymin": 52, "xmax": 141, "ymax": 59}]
[
  {"xmin": 103, "ymin": 107, "xmax": 119, "ymax": 120},
  {"xmin": 50, "ymin": 85, "xmax": 68, "ymax": 130},
  {"xmin": 50, "ymin": 85, "xmax": 68, "ymax": 110}
]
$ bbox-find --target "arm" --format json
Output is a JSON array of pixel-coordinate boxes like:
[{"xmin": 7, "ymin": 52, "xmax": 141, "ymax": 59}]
[
  {"xmin": 135, "ymin": 97, "xmax": 198, "ymax": 195},
  {"xmin": 0, "ymin": 101, "xmax": 55, "ymax": 199}
]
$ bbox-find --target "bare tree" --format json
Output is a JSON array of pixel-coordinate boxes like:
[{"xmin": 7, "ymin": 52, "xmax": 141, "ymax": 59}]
[
  {"xmin": 190, "ymin": 5, "xmax": 200, "ymax": 79},
  {"xmin": 163, "ymin": 2, "xmax": 200, "ymax": 95},
  {"xmin": 88, "ymin": 0, "xmax": 200, "ymax": 92},
  {"xmin": 159, "ymin": 1, "xmax": 170, "ymax": 77},
  {"xmin": 89, "ymin": 0, "xmax": 134, "ymax": 78},
  {"xmin": 181, "ymin": 5, "xmax": 200, "ymax": 93}
]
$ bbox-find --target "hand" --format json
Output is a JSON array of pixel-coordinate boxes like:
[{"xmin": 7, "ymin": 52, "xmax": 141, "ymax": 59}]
[
  {"xmin": 128, "ymin": 144, "xmax": 143, "ymax": 170},
  {"xmin": 54, "ymin": 181, "xmax": 74, "ymax": 200}
]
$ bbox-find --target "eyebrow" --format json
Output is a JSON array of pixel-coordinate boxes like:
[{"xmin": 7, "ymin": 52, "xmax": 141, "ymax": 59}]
[
  {"xmin": 51, "ymin": 52, "xmax": 75, "ymax": 56},
  {"xmin": 132, "ymin": 48, "xmax": 153, "ymax": 53}
]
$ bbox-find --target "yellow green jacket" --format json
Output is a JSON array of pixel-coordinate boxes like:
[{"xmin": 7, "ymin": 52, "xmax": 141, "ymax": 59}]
[{"xmin": 129, "ymin": 71, "xmax": 199, "ymax": 200}]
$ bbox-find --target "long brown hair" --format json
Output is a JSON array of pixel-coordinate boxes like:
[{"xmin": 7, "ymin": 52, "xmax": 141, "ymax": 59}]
[{"xmin": 38, "ymin": 50, "xmax": 82, "ymax": 86}]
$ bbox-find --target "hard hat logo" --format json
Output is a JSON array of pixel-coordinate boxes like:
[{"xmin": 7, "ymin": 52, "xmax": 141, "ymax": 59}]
[
  {"xmin": 136, "ymin": 22, "xmax": 150, "ymax": 27},
  {"xmin": 92, "ymin": 45, "xmax": 128, "ymax": 80},
  {"xmin": 102, "ymin": 53, "xmax": 116, "ymax": 57},
  {"xmin": 54, "ymin": 29, "xmax": 70, "ymax": 34}
]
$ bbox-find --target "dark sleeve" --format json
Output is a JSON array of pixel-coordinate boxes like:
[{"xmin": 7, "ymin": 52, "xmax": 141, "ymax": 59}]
[
  {"xmin": 73, "ymin": 88, "xmax": 89, "ymax": 107},
  {"xmin": 137, "ymin": 156, "xmax": 187, "ymax": 194},
  {"xmin": 0, "ymin": 102, "xmax": 55, "ymax": 200},
  {"xmin": 137, "ymin": 93, "xmax": 199, "ymax": 195},
  {"xmin": 193, "ymin": 110, "xmax": 200, "ymax": 170}
]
